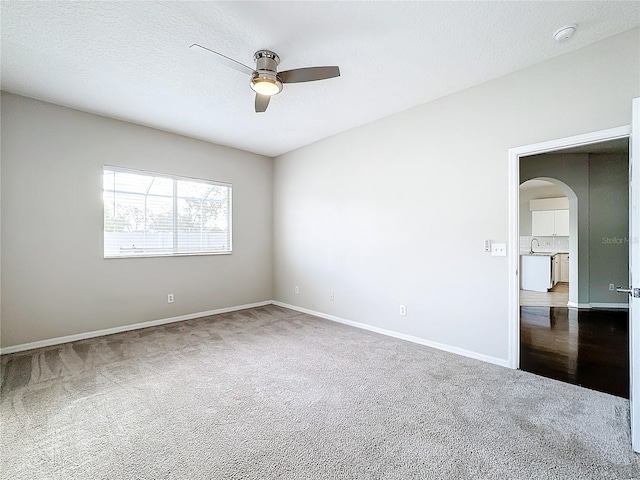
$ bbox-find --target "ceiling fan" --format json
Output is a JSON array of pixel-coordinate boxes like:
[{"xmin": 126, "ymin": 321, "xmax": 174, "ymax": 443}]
[{"xmin": 190, "ymin": 44, "xmax": 340, "ymax": 113}]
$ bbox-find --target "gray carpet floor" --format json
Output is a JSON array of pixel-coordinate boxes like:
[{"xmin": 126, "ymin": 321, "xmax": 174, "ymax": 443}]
[{"xmin": 1, "ymin": 305, "xmax": 638, "ymax": 479}]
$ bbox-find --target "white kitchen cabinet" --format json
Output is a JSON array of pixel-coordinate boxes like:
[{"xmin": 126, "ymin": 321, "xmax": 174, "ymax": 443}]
[
  {"xmin": 531, "ymin": 209, "xmax": 569, "ymax": 236},
  {"xmin": 553, "ymin": 254, "xmax": 561, "ymax": 286},
  {"xmin": 554, "ymin": 210, "xmax": 570, "ymax": 236},
  {"xmin": 532, "ymin": 210, "xmax": 555, "ymax": 236},
  {"xmin": 559, "ymin": 253, "xmax": 569, "ymax": 282}
]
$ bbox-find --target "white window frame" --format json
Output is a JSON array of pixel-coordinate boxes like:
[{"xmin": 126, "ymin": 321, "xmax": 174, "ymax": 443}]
[{"xmin": 103, "ymin": 166, "xmax": 232, "ymax": 258}]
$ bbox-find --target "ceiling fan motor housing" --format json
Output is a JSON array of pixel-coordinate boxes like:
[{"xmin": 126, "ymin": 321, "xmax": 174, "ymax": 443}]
[{"xmin": 252, "ymin": 50, "xmax": 283, "ymax": 95}]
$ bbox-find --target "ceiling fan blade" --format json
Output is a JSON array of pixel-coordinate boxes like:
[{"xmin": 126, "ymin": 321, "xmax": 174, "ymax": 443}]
[
  {"xmin": 189, "ymin": 43, "xmax": 254, "ymax": 76},
  {"xmin": 255, "ymin": 94, "xmax": 270, "ymax": 113},
  {"xmin": 279, "ymin": 66, "xmax": 340, "ymax": 84}
]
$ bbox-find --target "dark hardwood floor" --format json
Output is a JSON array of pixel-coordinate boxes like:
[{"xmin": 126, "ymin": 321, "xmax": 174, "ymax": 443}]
[{"xmin": 520, "ymin": 307, "xmax": 629, "ymax": 398}]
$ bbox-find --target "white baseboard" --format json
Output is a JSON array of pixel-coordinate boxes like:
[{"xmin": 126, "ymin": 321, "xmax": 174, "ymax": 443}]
[
  {"xmin": 2, "ymin": 300, "xmax": 531, "ymax": 369},
  {"xmin": 567, "ymin": 301, "xmax": 628, "ymax": 309},
  {"xmin": 589, "ymin": 302, "xmax": 629, "ymax": 309},
  {"xmin": 567, "ymin": 301, "xmax": 590, "ymax": 309},
  {"xmin": 0, "ymin": 301, "xmax": 272, "ymax": 355},
  {"xmin": 273, "ymin": 301, "xmax": 510, "ymax": 369}
]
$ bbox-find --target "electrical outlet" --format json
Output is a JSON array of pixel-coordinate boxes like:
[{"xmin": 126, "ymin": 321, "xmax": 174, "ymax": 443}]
[
  {"xmin": 167, "ymin": 293, "xmax": 174, "ymax": 304},
  {"xmin": 491, "ymin": 243, "xmax": 507, "ymax": 256},
  {"xmin": 295, "ymin": 286, "xmax": 299, "ymax": 294},
  {"xmin": 330, "ymin": 293, "xmax": 334, "ymax": 301},
  {"xmin": 609, "ymin": 284, "xmax": 615, "ymax": 291},
  {"xmin": 399, "ymin": 305, "xmax": 407, "ymax": 316}
]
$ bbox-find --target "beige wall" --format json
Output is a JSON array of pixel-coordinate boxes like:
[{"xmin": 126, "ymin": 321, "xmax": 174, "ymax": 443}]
[
  {"xmin": 273, "ymin": 28, "xmax": 640, "ymax": 363},
  {"xmin": 0, "ymin": 93, "xmax": 273, "ymax": 347}
]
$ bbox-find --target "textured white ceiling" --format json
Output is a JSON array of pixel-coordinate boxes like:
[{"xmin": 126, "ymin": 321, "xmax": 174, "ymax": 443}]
[{"xmin": 2, "ymin": 1, "xmax": 638, "ymax": 157}]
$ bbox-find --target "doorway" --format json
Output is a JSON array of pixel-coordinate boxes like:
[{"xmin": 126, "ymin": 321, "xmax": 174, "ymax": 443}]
[
  {"xmin": 508, "ymin": 98, "xmax": 640, "ymax": 451},
  {"xmin": 516, "ymin": 139, "xmax": 630, "ymax": 397},
  {"xmin": 507, "ymin": 126, "xmax": 631, "ymax": 372}
]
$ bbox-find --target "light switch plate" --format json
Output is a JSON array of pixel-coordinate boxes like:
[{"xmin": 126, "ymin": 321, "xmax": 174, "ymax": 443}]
[{"xmin": 491, "ymin": 243, "xmax": 507, "ymax": 256}]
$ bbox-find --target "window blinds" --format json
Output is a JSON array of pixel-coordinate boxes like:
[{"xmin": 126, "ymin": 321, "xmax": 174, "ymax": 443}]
[{"xmin": 103, "ymin": 166, "xmax": 232, "ymax": 258}]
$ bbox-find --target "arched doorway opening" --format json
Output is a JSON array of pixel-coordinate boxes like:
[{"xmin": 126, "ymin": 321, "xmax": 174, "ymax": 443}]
[{"xmin": 519, "ymin": 177, "xmax": 578, "ymax": 306}]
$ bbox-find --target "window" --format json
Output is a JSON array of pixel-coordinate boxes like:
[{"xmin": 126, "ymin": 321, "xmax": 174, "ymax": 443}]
[{"xmin": 103, "ymin": 166, "xmax": 232, "ymax": 258}]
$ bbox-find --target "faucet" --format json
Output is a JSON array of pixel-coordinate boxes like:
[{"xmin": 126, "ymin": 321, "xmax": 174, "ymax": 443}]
[{"xmin": 530, "ymin": 237, "xmax": 540, "ymax": 254}]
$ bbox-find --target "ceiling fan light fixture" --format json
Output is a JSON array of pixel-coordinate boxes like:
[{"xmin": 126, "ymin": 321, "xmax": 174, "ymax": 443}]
[
  {"xmin": 190, "ymin": 44, "xmax": 340, "ymax": 112},
  {"xmin": 250, "ymin": 75, "xmax": 282, "ymax": 96}
]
